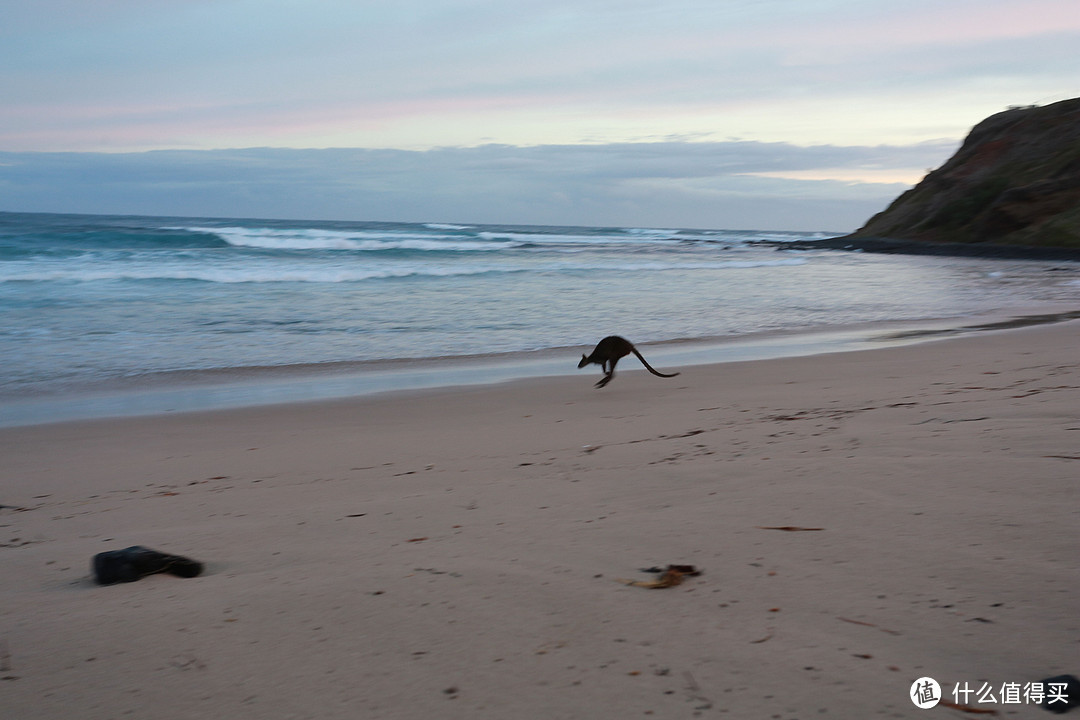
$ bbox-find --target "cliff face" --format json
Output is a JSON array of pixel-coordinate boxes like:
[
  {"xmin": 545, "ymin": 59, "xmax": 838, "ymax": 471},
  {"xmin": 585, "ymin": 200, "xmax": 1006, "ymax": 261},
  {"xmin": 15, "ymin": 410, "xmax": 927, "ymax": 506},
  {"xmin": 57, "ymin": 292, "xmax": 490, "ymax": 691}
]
[{"xmin": 850, "ymin": 98, "xmax": 1080, "ymax": 248}]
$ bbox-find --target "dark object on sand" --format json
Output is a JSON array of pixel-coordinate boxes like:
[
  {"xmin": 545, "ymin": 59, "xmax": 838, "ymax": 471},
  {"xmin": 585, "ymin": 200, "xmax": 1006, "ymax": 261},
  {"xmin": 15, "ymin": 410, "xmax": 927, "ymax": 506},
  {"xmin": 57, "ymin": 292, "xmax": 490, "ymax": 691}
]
[
  {"xmin": 92, "ymin": 546, "xmax": 203, "ymax": 585},
  {"xmin": 640, "ymin": 564, "xmax": 701, "ymax": 576},
  {"xmin": 578, "ymin": 335, "xmax": 679, "ymax": 388},
  {"xmin": 617, "ymin": 564, "xmax": 702, "ymax": 589},
  {"xmin": 1041, "ymin": 675, "xmax": 1080, "ymax": 714},
  {"xmin": 756, "ymin": 525, "xmax": 825, "ymax": 532}
]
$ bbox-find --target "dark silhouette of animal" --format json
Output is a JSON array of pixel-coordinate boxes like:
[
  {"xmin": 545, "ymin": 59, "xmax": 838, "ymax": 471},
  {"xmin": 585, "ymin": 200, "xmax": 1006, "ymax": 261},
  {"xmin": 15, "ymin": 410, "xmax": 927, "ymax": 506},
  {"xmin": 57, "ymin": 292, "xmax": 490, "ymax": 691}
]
[{"xmin": 577, "ymin": 336, "xmax": 680, "ymax": 388}]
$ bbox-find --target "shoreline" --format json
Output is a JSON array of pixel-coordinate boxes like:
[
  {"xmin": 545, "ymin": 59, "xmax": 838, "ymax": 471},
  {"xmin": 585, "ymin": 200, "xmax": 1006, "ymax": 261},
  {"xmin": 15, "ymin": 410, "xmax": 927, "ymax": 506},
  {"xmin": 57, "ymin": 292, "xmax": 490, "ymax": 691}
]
[
  {"xmin": 4, "ymin": 304, "xmax": 1079, "ymax": 428},
  {"xmin": 774, "ymin": 234, "xmax": 1080, "ymax": 261},
  {"xmin": 2, "ymin": 316, "xmax": 1077, "ymax": 719}
]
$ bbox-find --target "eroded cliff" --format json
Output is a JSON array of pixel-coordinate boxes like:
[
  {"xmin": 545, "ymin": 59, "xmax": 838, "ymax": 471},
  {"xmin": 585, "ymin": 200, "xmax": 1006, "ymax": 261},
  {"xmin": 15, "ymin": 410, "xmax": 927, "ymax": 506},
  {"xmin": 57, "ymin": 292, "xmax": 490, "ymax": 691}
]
[{"xmin": 850, "ymin": 98, "xmax": 1080, "ymax": 249}]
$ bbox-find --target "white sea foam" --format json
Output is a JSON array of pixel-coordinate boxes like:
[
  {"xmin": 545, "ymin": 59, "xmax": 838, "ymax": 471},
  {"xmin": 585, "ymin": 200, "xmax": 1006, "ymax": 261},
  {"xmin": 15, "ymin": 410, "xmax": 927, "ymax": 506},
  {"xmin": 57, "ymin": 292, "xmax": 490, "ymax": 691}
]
[
  {"xmin": 168, "ymin": 224, "xmax": 775, "ymax": 251},
  {"xmin": 0, "ymin": 257, "xmax": 806, "ymax": 284},
  {"xmin": 475, "ymin": 231, "xmax": 679, "ymax": 245},
  {"xmin": 174, "ymin": 226, "xmax": 515, "ymax": 252},
  {"xmin": 425, "ymin": 223, "xmax": 473, "ymax": 231},
  {"xmin": 623, "ymin": 228, "xmax": 680, "ymax": 237},
  {"xmin": 598, "ymin": 258, "xmax": 806, "ymax": 271},
  {"xmin": 0, "ymin": 263, "xmax": 510, "ymax": 284}
]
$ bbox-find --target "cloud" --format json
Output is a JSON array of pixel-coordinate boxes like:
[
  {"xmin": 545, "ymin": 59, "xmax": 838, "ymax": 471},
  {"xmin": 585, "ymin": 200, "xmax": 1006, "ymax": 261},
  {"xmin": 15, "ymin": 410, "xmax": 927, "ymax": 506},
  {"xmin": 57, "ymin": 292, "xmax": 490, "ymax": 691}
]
[
  {"xmin": 2, "ymin": 0, "xmax": 1076, "ymax": 152},
  {"xmin": 0, "ymin": 140, "xmax": 953, "ymax": 230}
]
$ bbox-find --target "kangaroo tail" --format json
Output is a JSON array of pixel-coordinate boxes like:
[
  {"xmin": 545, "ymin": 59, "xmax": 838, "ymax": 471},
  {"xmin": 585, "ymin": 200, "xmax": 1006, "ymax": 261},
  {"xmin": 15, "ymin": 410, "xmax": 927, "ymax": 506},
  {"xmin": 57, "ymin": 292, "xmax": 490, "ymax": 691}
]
[{"xmin": 630, "ymin": 347, "xmax": 680, "ymax": 378}]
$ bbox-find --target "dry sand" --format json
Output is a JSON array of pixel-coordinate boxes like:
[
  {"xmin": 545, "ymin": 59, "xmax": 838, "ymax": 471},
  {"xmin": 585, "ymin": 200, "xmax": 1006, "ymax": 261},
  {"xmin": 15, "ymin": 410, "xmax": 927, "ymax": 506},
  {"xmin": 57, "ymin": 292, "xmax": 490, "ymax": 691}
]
[{"xmin": 2, "ymin": 321, "xmax": 1078, "ymax": 719}]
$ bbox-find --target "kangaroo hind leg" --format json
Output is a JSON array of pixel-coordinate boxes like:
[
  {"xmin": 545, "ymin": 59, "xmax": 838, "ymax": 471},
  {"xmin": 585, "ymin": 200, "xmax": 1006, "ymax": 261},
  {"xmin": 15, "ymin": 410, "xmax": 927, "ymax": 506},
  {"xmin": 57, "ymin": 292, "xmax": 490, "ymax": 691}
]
[{"xmin": 595, "ymin": 357, "xmax": 619, "ymax": 388}]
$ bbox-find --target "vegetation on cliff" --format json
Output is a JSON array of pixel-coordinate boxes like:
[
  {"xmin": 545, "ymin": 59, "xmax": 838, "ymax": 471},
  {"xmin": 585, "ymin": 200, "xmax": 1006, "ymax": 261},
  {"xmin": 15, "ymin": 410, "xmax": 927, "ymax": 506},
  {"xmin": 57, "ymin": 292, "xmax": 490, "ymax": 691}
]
[{"xmin": 849, "ymin": 98, "xmax": 1080, "ymax": 249}]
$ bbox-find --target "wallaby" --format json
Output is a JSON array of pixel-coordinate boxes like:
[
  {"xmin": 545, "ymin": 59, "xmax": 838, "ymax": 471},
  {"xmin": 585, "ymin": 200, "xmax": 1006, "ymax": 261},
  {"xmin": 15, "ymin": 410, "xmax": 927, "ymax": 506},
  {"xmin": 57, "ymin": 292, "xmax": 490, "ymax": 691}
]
[{"xmin": 578, "ymin": 335, "xmax": 680, "ymax": 388}]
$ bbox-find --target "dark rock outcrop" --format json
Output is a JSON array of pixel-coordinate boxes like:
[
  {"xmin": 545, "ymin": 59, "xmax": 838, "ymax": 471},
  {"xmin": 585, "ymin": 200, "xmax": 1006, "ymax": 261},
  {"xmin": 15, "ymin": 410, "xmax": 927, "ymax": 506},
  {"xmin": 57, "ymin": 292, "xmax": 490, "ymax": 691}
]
[{"xmin": 848, "ymin": 98, "xmax": 1080, "ymax": 250}]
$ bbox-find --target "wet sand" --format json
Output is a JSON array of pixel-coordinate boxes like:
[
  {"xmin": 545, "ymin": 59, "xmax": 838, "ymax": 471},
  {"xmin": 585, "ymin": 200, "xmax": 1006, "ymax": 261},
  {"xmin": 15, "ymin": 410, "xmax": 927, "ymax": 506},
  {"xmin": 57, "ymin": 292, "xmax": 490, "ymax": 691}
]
[{"xmin": 5, "ymin": 307, "xmax": 1078, "ymax": 428}]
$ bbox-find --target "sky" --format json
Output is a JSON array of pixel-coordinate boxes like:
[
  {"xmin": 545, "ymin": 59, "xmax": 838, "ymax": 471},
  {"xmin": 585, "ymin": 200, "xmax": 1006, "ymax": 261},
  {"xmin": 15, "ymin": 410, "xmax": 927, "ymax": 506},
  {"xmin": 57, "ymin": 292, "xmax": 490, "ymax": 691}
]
[{"xmin": 1, "ymin": 0, "xmax": 1078, "ymax": 230}]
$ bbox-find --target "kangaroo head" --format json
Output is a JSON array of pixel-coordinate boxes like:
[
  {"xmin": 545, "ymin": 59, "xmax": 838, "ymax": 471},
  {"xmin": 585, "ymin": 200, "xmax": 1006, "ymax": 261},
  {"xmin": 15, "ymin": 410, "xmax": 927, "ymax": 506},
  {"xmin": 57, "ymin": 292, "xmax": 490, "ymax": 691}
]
[{"xmin": 578, "ymin": 354, "xmax": 590, "ymax": 368}]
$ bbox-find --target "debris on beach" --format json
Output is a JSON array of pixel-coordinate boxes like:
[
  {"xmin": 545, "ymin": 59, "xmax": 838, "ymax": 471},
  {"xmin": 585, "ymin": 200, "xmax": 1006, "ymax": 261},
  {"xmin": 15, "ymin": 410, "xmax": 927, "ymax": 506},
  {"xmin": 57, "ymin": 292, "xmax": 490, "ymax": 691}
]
[
  {"xmin": 756, "ymin": 526, "xmax": 825, "ymax": 532},
  {"xmin": 1040, "ymin": 674, "xmax": 1080, "ymax": 714},
  {"xmin": 836, "ymin": 617, "xmax": 902, "ymax": 636},
  {"xmin": 92, "ymin": 546, "xmax": 203, "ymax": 585},
  {"xmin": 617, "ymin": 564, "xmax": 701, "ymax": 589},
  {"xmin": 938, "ymin": 699, "xmax": 999, "ymax": 715},
  {"xmin": 1, "ymin": 639, "xmax": 17, "ymax": 681}
]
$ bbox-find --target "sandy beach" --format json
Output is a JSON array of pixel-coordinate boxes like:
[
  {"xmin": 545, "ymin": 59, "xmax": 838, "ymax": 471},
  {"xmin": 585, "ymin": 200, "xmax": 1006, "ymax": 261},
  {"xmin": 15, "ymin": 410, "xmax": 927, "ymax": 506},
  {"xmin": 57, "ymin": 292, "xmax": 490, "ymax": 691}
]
[{"xmin": 2, "ymin": 320, "xmax": 1078, "ymax": 719}]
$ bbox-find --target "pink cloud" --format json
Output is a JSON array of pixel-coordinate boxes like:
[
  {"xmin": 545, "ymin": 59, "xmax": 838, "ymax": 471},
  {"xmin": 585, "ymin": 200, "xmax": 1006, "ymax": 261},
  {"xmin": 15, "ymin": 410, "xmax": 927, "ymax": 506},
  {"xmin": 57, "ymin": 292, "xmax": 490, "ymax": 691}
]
[{"xmin": 796, "ymin": 0, "xmax": 1080, "ymax": 50}]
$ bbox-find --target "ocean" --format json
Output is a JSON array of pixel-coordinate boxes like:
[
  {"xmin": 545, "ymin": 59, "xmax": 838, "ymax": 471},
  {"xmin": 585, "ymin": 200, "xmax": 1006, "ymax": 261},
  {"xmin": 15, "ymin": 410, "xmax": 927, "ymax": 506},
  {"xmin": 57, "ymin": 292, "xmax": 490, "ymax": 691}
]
[{"xmin": 2, "ymin": 211, "xmax": 1079, "ymax": 423}]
